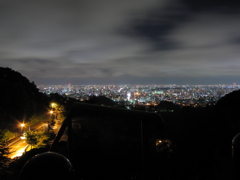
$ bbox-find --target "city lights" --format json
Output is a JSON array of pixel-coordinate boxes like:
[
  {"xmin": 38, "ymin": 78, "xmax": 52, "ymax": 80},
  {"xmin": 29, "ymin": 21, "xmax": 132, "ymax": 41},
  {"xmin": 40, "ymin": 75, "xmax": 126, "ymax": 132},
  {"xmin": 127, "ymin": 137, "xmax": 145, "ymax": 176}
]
[{"xmin": 39, "ymin": 84, "xmax": 240, "ymax": 108}]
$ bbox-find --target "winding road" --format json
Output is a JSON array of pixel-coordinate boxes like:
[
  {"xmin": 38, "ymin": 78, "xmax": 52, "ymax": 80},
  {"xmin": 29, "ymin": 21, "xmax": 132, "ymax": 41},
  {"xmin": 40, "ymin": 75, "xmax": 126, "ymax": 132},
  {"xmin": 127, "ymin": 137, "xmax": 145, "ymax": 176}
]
[{"xmin": 7, "ymin": 122, "xmax": 49, "ymax": 159}]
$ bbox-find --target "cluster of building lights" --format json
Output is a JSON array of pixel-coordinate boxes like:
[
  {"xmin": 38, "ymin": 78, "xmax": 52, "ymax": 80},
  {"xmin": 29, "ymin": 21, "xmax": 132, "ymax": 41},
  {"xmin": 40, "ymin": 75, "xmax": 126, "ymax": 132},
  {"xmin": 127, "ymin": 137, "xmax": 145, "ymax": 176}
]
[{"xmin": 38, "ymin": 84, "xmax": 240, "ymax": 107}]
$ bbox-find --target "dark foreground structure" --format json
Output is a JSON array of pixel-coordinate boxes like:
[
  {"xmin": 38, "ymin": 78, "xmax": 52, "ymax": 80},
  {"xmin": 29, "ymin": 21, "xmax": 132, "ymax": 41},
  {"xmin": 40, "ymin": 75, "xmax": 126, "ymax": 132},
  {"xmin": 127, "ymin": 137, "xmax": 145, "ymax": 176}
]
[{"xmin": 19, "ymin": 103, "xmax": 164, "ymax": 180}]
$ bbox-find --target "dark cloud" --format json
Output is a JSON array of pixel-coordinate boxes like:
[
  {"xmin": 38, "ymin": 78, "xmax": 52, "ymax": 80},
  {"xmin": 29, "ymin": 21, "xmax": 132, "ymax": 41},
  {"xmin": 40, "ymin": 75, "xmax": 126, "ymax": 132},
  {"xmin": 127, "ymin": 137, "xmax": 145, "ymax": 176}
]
[
  {"xmin": 182, "ymin": 0, "xmax": 240, "ymax": 11},
  {"xmin": 120, "ymin": 2, "xmax": 191, "ymax": 51},
  {"xmin": 228, "ymin": 37, "xmax": 240, "ymax": 45}
]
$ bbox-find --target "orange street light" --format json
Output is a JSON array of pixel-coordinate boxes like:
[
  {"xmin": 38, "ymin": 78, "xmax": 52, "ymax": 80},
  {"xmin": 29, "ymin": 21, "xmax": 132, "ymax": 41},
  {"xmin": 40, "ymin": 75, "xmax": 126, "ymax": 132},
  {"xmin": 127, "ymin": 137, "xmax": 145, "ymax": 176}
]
[
  {"xmin": 20, "ymin": 123, "xmax": 25, "ymax": 134},
  {"xmin": 49, "ymin": 110, "xmax": 56, "ymax": 120},
  {"xmin": 51, "ymin": 103, "xmax": 56, "ymax": 110}
]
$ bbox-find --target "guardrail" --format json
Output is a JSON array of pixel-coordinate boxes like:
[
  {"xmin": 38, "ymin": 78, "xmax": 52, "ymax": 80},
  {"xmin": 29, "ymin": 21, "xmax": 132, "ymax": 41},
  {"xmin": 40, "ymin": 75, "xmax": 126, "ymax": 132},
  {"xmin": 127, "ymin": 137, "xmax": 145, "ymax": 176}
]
[
  {"xmin": 52, "ymin": 103, "xmax": 164, "ymax": 180},
  {"xmin": 19, "ymin": 102, "xmax": 165, "ymax": 180}
]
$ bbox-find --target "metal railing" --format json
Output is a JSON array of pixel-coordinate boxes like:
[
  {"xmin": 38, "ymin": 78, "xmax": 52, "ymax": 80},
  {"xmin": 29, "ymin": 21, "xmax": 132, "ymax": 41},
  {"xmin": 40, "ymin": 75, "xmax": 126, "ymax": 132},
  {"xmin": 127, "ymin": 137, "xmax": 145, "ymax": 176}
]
[
  {"xmin": 49, "ymin": 102, "xmax": 165, "ymax": 180},
  {"xmin": 19, "ymin": 102, "xmax": 240, "ymax": 179}
]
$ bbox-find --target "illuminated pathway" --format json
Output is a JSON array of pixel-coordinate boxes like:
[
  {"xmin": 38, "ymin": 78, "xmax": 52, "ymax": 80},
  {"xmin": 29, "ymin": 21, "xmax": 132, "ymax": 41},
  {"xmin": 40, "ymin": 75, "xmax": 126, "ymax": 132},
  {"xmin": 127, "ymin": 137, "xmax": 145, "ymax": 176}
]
[
  {"xmin": 8, "ymin": 122, "xmax": 60, "ymax": 159},
  {"xmin": 9, "ymin": 139, "xmax": 28, "ymax": 159},
  {"xmin": 8, "ymin": 123, "xmax": 47, "ymax": 159}
]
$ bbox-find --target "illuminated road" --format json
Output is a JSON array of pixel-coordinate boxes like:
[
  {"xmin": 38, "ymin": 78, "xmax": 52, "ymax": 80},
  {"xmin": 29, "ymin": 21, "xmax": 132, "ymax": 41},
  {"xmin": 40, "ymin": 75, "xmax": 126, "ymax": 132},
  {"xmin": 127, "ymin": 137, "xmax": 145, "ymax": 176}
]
[
  {"xmin": 8, "ymin": 123, "xmax": 49, "ymax": 159},
  {"xmin": 9, "ymin": 139, "xmax": 28, "ymax": 159},
  {"xmin": 7, "ymin": 122, "xmax": 61, "ymax": 159}
]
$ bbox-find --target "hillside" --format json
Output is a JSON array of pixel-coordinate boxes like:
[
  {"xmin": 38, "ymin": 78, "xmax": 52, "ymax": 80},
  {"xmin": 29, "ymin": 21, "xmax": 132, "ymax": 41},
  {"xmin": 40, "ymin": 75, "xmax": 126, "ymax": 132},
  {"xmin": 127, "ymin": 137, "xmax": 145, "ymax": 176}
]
[{"xmin": 0, "ymin": 67, "xmax": 47, "ymax": 130}]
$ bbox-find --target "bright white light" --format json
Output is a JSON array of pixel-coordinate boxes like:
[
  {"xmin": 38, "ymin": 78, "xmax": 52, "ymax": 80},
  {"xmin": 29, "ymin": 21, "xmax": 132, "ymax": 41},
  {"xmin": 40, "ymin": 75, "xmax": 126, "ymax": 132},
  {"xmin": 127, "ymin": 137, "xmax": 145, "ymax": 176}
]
[{"xmin": 127, "ymin": 93, "xmax": 131, "ymax": 101}]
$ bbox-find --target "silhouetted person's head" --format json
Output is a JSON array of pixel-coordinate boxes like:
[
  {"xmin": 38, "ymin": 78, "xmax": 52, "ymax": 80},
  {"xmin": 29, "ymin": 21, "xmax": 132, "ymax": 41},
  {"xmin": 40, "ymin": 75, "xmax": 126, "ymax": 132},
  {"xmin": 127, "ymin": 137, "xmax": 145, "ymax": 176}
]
[{"xmin": 18, "ymin": 152, "xmax": 73, "ymax": 180}]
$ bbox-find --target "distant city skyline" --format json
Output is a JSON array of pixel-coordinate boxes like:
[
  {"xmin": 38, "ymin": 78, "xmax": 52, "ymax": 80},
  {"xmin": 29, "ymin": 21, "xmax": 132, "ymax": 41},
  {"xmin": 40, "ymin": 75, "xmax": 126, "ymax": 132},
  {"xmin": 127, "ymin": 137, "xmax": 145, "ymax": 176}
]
[
  {"xmin": 1, "ymin": 0, "xmax": 240, "ymax": 85},
  {"xmin": 39, "ymin": 83, "xmax": 239, "ymax": 108}
]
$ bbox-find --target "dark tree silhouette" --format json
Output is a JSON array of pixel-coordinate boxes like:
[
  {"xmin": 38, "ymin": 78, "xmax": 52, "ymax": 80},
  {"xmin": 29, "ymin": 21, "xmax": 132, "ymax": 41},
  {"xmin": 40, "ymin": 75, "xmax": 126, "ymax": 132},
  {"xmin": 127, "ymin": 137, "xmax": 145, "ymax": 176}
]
[
  {"xmin": 86, "ymin": 95, "xmax": 116, "ymax": 107},
  {"xmin": 0, "ymin": 129, "xmax": 11, "ymax": 179}
]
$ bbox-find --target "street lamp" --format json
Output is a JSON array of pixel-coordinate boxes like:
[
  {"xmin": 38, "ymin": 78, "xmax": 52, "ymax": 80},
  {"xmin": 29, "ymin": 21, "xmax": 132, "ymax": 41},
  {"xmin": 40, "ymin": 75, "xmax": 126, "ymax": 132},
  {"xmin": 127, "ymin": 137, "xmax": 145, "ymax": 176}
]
[
  {"xmin": 20, "ymin": 123, "xmax": 25, "ymax": 134},
  {"xmin": 51, "ymin": 103, "xmax": 56, "ymax": 110},
  {"xmin": 50, "ymin": 103, "xmax": 57, "ymax": 120},
  {"xmin": 50, "ymin": 110, "xmax": 56, "ymax": 120},
  {"xmin": 50, "ymin": 110, "xmax": 53, "ymax": 121}
]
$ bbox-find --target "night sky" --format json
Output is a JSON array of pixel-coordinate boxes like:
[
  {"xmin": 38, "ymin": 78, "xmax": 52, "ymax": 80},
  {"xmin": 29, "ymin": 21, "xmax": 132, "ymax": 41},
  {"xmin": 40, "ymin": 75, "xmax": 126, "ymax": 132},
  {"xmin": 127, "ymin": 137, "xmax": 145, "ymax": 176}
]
[{"xmin": 1, "ymin": 0, "xmax": 240, "ymax": 85}]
